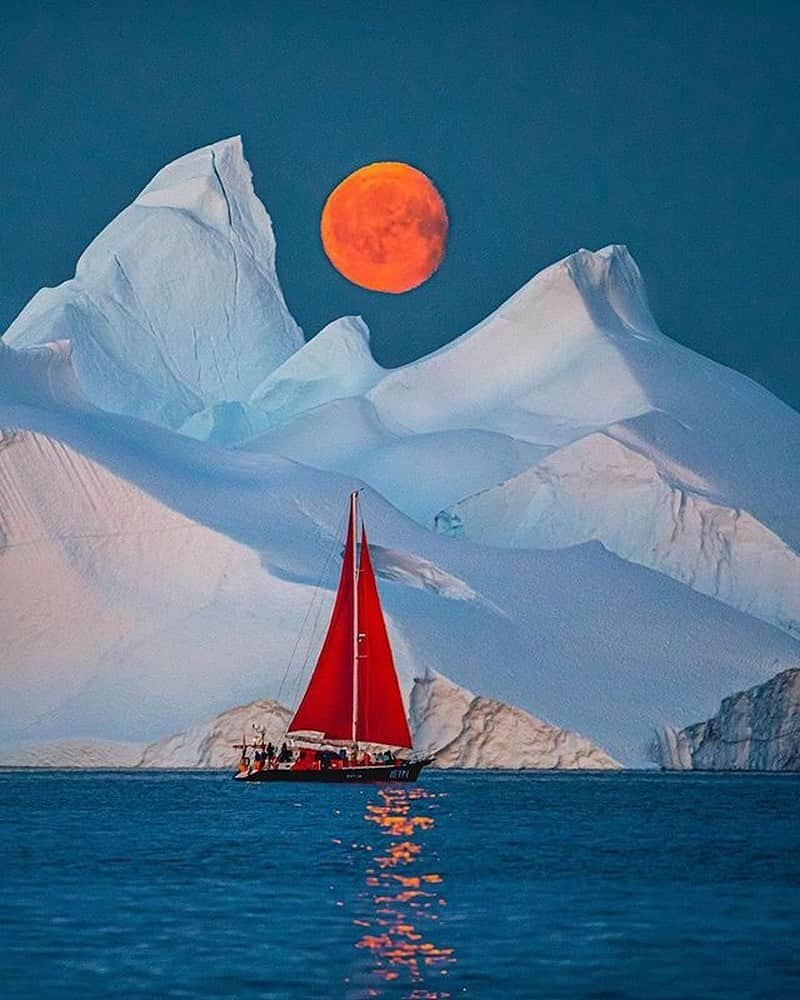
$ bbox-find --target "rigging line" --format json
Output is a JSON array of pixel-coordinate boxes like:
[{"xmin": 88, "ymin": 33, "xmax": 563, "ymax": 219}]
[
  {"xmin": 288, "ymin": 594, "xmax": 329, "ymax": 714},
  {"xmin": 287, "ymin": 498, "xmax": 353, "ymax": 711},
  {"xmin": 274, "ymin": 591, "xmax": 317, "ymax": 712},
  {"xmin": 275, "ymin": 502, "xmax": 348, "ymax": 710},
  {"xmin": 288, "ymin": 548, "xmax": 338, "ymax": 711},
  {"xmin": 287, "ymin": 586, "xmax": 326, "ymax": 713}
]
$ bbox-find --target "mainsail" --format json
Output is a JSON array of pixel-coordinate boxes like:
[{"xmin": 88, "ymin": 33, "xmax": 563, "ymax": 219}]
[{"xmin": 287, "ymin": 493, "xmax": 413, "ymax": 749}]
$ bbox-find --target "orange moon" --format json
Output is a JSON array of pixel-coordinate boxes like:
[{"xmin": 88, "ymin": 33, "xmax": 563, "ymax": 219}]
[{"xmin": 320, "ymin": 162, "xmax": 448, "ymax": 293}]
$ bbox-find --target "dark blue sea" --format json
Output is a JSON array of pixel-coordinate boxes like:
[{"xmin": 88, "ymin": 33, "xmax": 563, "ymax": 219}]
[{"xmin": 1, "ymin": 770, "xmax": 799, "ymax": 999}]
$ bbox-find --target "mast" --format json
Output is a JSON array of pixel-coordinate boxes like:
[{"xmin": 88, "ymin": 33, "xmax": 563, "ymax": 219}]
[{"xmin": 350, "ymin": 490, "xmax": 359, "ymax": 746}]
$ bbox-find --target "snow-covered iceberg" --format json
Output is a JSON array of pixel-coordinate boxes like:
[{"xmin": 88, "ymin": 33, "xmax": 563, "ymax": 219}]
[{"xmin": 2, "ymin": 137, "xmax": 800, "ymax": 768}]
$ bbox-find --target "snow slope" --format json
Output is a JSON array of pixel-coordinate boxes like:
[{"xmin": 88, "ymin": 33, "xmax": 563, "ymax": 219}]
[
  {"xmin": 0, "ymin": 413, "xmax": 495, "ymax": 745},
  {"xmin": 240, "ymin": 402, "xmax": 546, "ymax": 527},
  {"xmin": 368, "ymin": 246, "xmax": 655, "ymax": 442},
  {"xmin": 368, "ymin": 243, "xmax": 800, "ymax": 546},
  {"xmin": 0, "ymin": 427, "xmax": 301, "ymax": 738},
  {"xmin": 364, "ymin": 247, "xmax": 800, "ymax": 634},
  {"xmin": 230, "ymin": 238, "xmax": 800, "ymax": 636},
  {"xmin": 2, "ymin": 137, "xmax": 800, "ymax": 768},
  {"xmin": 436, "ymin": 432, "xmax": 800, "ymax": 638}
]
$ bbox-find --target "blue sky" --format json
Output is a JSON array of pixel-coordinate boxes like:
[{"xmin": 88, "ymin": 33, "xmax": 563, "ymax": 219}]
[{"xmin": 2, "ymin": 1, "xmax": 798, "ymax": 408}]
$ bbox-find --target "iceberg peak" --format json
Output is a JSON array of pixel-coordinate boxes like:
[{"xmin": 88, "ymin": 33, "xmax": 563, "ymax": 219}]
[
  {"xmin": 561, "ymin": 244, "xmax": 660, "ymax": 341},
  {"xmin": 367, "ymin": 244, "xmax": 656, "ymax": 440},
  {"xmin": 240, "ymin": 315, "xmax": 384, "ymax": 437},
  {"xmin": 131, "ymin": 136, "xmax": 278, "ymax": 277},
  {"xmin": 5, "ymin": 136, "xmax": 303, "ymax": 430}
]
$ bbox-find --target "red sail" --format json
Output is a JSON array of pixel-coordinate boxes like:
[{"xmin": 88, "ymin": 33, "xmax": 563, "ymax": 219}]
[
  {"xmin": 287, "ymin": 510, "xmax": 356, "ymax": 741},
  {"xmin": 356, "ymin": 527, "xmax": 413, "ymax": 749}
]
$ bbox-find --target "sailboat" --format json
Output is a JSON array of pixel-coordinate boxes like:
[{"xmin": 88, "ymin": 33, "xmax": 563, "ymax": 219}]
[{"xmin": 233, "ymin": 491, "xmax": 433, "ymax": 783}]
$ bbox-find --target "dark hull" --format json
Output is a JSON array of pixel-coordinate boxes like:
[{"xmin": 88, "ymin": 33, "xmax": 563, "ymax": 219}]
[{"xmin": 234, "ymin": 759, "xmax": 432, "ymax": 783}]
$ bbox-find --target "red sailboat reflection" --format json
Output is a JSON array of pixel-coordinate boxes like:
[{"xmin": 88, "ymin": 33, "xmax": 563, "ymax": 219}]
[{"xmin": 352, "ymin": 786, "xmax": 456, "ymax": 997}]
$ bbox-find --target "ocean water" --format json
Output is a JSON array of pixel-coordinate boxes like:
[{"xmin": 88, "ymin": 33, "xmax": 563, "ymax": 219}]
[{"xmin": 1, "ymin": 770, "xmax": 798, "ymax": 999}]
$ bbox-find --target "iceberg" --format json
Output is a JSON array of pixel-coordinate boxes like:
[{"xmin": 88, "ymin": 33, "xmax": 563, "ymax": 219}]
[
  {"xmin": 4, "ymin": 137, "xmax": 303, "ymax": 429},
  {"xmin": 654, "ymin": 668, "xmax": 800, "ymax": 770},
  {"xmin": 2, "ymin": 137, "xmax": 800, "ymax": 767},
  {"xmin": 139, "ymin": 700, "xmax": 292, "ymax": 769},
  {"xmin": 138, "ymin": 675, "xmax": 620, "ymax": 770},
  {"xmin": 2, "ymin": 400, "xmax": 797, "ymax": 765},
  {"xmin": 410, "ymin": 671, "xmax": 620, "ymax": 769}
]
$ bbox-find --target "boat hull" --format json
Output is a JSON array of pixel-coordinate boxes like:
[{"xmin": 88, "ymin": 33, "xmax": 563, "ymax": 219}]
[{"xmin": 233, "ymin": 759, "xmax": 432, "ymax": 783}]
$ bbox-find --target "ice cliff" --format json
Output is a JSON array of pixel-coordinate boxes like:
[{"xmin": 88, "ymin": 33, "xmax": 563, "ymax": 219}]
[{"xmin": 654, "ymin": 668, "xmax": 800, "ymax": 771}]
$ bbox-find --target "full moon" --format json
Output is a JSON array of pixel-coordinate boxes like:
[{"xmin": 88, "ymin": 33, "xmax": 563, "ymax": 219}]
[{"xmin": 320, "ymin": 162, "xmax": 448, "ymax": 293}]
